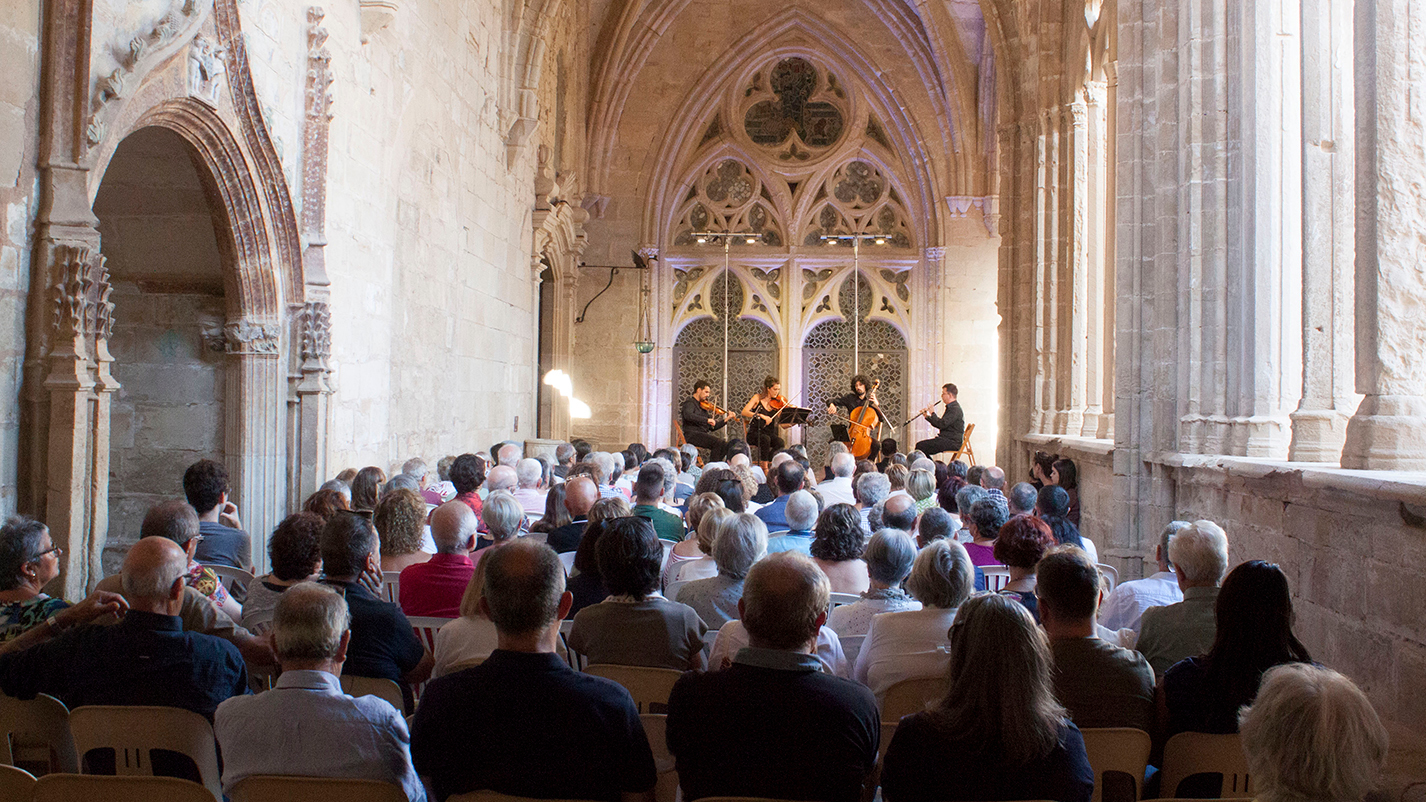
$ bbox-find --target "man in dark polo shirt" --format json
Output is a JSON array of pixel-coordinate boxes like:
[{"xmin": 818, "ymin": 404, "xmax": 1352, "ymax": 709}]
[
  {"xmin": 319, "ymin": 512, "xmax": 431, "ymax": 710},
  {"xmin": 411, "ymin": 540, "xmax": 656, "ymax": 802},
  {"xmin": 666, "ymin": 551, "xmax": 879, "ymax": 802},
  {"xmin": 753, "ymin": 459, "xmax": 806, "ymax": 531},
  {"xmin": 548, "ymin": 476, "xmax": 599, "ymax": 553}
]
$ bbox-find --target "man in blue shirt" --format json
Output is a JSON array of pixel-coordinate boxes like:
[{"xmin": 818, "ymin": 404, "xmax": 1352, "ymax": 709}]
[
  {"xmin": 183, "ymin": 459, "xmax": 253, "ymax": 572},
  {"xmin": 754, "ymin": 460, "xmax": 806, "ymax": 531},
  {"xmin": 765, "ymin": 490, "xmax": 818, "ymax": 556}
]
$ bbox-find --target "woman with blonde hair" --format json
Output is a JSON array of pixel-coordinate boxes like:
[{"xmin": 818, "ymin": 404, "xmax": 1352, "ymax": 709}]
[
  {"xmin": 881, "ymin": 594, "xmax": 1093, "ymax": 802},
  {"xmin": 662, "ymin": 492, "xmax": 725, "ymax": 589},
  {"xmin": 373, "ymin": 488, "xmax": 431, "ymax": 573},
  {"xmin": 671, "ymin": 506, "xmax": 734, "ymax": 585},
  {"xmin": 907, "ymin": 468, "xmax": 937, "ymax": 514},
  {"xmin": 885, "ymin": 464, "xmax": 911, "ymax": 498}
]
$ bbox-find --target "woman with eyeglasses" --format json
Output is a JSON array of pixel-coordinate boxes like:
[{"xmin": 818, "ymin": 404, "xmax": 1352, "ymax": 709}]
[{"xmin": 0, "ymin": 516, "xmax": 69, "ymax": 644}]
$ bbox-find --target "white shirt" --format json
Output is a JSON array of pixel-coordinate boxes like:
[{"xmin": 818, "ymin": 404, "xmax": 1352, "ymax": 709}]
[
  {"xmin": 819, "ymin": 476, "xmax": 857, "ymax": 507},
  {"xmin": 710, "ymin": 620, "xmax": 849, "ymax": 678},
  {"xmin": 853, "ymin": 606, "xmax": 959, "ymax": 702},
  {"xmin": 1098, "ymin": 570, "xmax": 1182, "ymax": 633},
  {"xmin": 827, "ymin": 594, "xmax": 922, "ymax": 641}
]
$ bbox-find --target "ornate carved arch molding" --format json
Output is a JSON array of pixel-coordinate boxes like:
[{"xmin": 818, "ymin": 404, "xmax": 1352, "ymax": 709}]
[{"xmin": 501, "ymin": 0, "xmax": 569, "ymax": 165}]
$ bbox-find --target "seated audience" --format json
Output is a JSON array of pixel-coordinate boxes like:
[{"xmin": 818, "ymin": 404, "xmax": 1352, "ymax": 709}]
[
  {"xmin": 994, "ymin": 514, "xmax": 1057, "ymax": 621},
  {"xmin": 755, "ymin": 460, "xmax": 807, "ymax": 530},
  {"xmin": 567, "ymin": 519, "xmax": 614, "ymax": 618},
  {"xmin": 854, "ymin": 471, "xmax": 891, "ymax": 533},
  {"xmin": 881, "ymin": 594, "xmax": 1093, "ymax": 802},
  {"xmin": 663, "ymin": 493, "xmax": 725, "ymax": 587},
  {"xmin": 511, "ymin": 458, "xmax": 548, "ymax": 516},
  {"xmin": 676, "ymin": 512, "xmax": 767, "ymax": 629},
  {"xmin": 1239, "ymin": 664, "xmax": 1388, "ymax": 802},
  {"xmin": 965, "ymin": 496, "xmax": 1009, "ymax": 568},
  {"xmin": 914, "ymin": 507, "xmax": 955, "ymax": 548},
  {"xmin": 810, "ymin": 503, "xmax": 871, "ymax": 595},
  {"xmin": 1036, "ymin": 546, "xmax": 1154, "ymax": 731},
  {"xmin": 907, "ymin": 468, "xmax": 937, "ymax": 513},
  {"xmin": 1007, "ymin": 482, "xmax": 1039, "ymax": 516},
  {"xmin": 0, "ymin": 516, "xmax": 70, "ymax": 644},
  {"xmin": 351, "ymin": 466, "xmax": 387, "ymax": 512},
  {"xmin": 411, "ymin": 541, "xmax": 657, "ymax": 802},
  {"xmin": 304, "ymin": 487, "xmax": 351, "ymax": 522},
  {"xmin": 384, "ymin": 474, "xmax": 421, "ymax": 496},
  {"xmin": 375, "ymin": 488, "xmax": 433, "ymax": 574},
  {"xmin": 766, "ymin": 490, "xmax": 818, "ymax": 555},
  {"xmin": 952, "ymin": 484, "xmax": 987, "ymax": 542},
  {"xmin": 450, "ymin": 454, "xmax": 486, "ymax": 518},
  {"xmin": 425, "ymin": 456, "xmax": 458, "ymax": 504},
  {"xmin": 820, "ymin": 452, "xmax": 858, "ymax": 506},
  {"xmin": 1036, "ymin": 486, "xmax": 1095, "ymax": 562},
  {"xmin": 472, "ymin": 491, "xmax": 524, "ymax": 567},
  {"xmin": 104, "ymin": 500, "xmax": 242, "ymax": 621},
  {"xmin": 242, "ymin": 512, "xmax": 324, "ymax": 621},
  {"xmin": 548, "ymin": 476, "xmax": 599, "ymax": 553},
  {"xmin": 854, "ymin": 539, "xmax": 974, "ymax": 700},
  {"xmin": 980, "ymin": 466, "xmax": 1008, "ymax": 498},
  {"xmin": 184, "ymin": 459, "xmax": 253, "ymax": 572},
  {"xmin": 1048, "ymin": 457, "xmax": 1080, "ymax": 526},
  {"xmin": 1098, "ymin": 520, "xmax": 1190, "ymax": 633},
  {"xmin": 400, "ymin": 500, "xmax": 479, "ymax": 618},
  {"xmin": 668, "ymin": 552, "xmax": 879, "ymax": 802},
  {"xmin": 885, "ymin": 464, "xmax": 911, "ymax": 499},
  {"xmin": 631, "ymin": 461, "xmax": 684, "ymax": 542},
  {"xmin": 528, "ymin": 482, "xmax": 570, "ymax": 536},
  {"xmin": 1137, "ymin": 519, "xmax": 1229, "ymax": 676},
  {"xmin": 1162, "ymin": 559, "xmax": 1312, "ymax": 738},
  {"xmin": 215, "ymin": 583, "xmax": 425, "ymax": 800},
  {"xmin": 827, "ymin": 529, "xmax": 920, "ymax": 651},
  {"xmin": 320, "ymin": 513, "xmax": 432, "ymax": 707},
  {"xmin": 0, "ymin": 537, "xmax": 247, "ymax": 720},
  {"xmin": 569, "ymin": 517, "xmax": 707, "ymax": 669},
  {"xmin": 879, "ymin": 494, "xmax": 919, "ymax": 533},
  {"xmin": 671, "ymin": 507, "xmax": 732, "ymax": 586}
]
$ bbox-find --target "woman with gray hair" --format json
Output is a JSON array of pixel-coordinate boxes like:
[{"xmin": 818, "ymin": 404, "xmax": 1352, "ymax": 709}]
[
  {"xmin": 675, "ymin": 512, "xmax": 768, "ymax": 629},
  {"xmin": 826, "ymin": 529, "xmax": 921, "ymax": 661},
  {"xmin": 472, "ymin": 491, "xmax": 524, "ymax": 568},
  {"xmin": 0, "ymin": 516, "xmax": 69, "ymax": 644},
  {"xmin": 853, "ymin": 539, "xmax": 975, "ymax": 700}
]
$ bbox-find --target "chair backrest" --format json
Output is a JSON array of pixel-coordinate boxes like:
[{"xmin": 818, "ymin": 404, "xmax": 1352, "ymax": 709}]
[
  {"xmin": 201, "ymin": 564, "xmax": 255, "ymax": 593},
  {"xmin": 407, "ymin": 616, "xmax": 452, "ymax": 654},
  {"xmin": 881, "ymin": 675, "xmax": 945, "ymax": 723},
  {"xmin": 878, "ymin": 720, "xmax": 899, "ymax": 760},
  {"xmin": 558, "ymin": 551, "xmax": 578, "ymax": 575},
  {"xmin": 449, "ymin": 791, "xmax": 602, "ymax": 802},
  {"xmin": 640, "ymin": 714, "xmax": 678, "ymax": 802},
  {"xmin": 67, "ymin": 705, "xmax": 221, "ymax": 799},
  {"xmin": 1160, "ymin": 731, "xmax": 1253, "ymax": 799},
  {"xmin": 0, "ymin": 692, "xmax": 78, "ymax": 775},
  {"xmin": 838, "ymin": 634, "xmax": 866, "ymax": 665},
  {"xmin": 240, "ymin": 608, "xmax": 275, "ymax": 636},
  {"xmin": 583, "ymin": 664, "xmax": 684, "ymax": 714},
  {"xmin": 229, "ymin": 775, "xmax": 407, "ymax": 802},
  {"xmin": 381, "ymin": 572, "xmax": 401, "ymax": 604},
  {"xmin": 951, "ymin": 423, "xmax": 976, "ymax": 465},
  {"xmin": 0, "ymin": 763, "xmax": 36, "ymax": 799},
  {"xmin": 340, "ymin": 676, "xmax": 406, "ymax": 711},
  {"xmin": 1096, "ymin": 563, "xmax": 1119, "ymax": 595},
  {"xmin": 1079, "ymin": 727, "xmax": 1151, "ymax": 802},
  {"xmin": 32, "ymin": 773, "xmax": 217, "ymax": 802},
  {"xmin": 828, "ymin": 592, "xmax": 861, "ymax": 608},
  {"xmin": 982, "ymin": 565, "xmax": 1012, "ymax": 592}
]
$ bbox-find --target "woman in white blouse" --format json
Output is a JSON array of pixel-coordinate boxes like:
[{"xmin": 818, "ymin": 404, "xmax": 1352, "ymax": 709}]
[
  {"xmin": 827, "ymin": 528, "xmax": 922, "ymax": 662},
  {"xmin": 853, "ymin": 538, "xmax": 974, "ymax": 701}
]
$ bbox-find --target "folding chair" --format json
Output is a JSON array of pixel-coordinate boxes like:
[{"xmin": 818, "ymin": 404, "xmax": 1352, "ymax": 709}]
[
  {"xmin": 829, "ymin": 592, "xmax": 861, "ymax": 608},
  {"xmin": 240, "ymin": 607, "xmax": 275, "ymax": 635},
  {"xmin": 583, "ymin": 664, "xmax": 684, "ymax": 714},
  {"xmin": 67, "ymin": 705, "xmax": 222, "ymax": 799},
  {"xmin": 640, "ymin": 713, "xmax": 679, "ymax": 802},
  {"xmin": 982, "ymin": 566, "xmax": 1012, "ymax": 592},
  {"xmin": 880, "ymin": 676, "xmax": 945, "ymax": 723},
  {"xmin": 0, "ymin": 763, "xmax": 36, "ymax": 799},
  {"xmin": 229, "ymin": 775, "xmax": 407, "ymax": 802},
  {"xmin": 382, "ymin": 572, "xmax": 402, "ymax": 604},
  {"xmin": 558, "ymin": 551, "xmax": 578, "ymax": 576},
  {"xmin": 32, "ymin": 773, "xmax": 217, "ymax": 802},
  {"xmin": 0, "ymin": 691, "xmax": 78, "ymax": 775},
  {"xmin": 1159, "ymin": 731, "xmax": 1253, "ymax": 799},
  {"xmin": 340, "ymin": 676, "xmax": 406, "ymax": 712},
  {"xmin": 948, "ymin": 423, "xmax": 976, "ymax": 465},
  {"xmin": 1097, "ymin": 563, "xmax": 1119, "ymax": 595},
  {"xmin": 1080, "ymin": 727, "xmax": 1151, "ymax": 802},
  {"xmin": 202, "ymin": 564, "xmax": 255, "ymax": 598}
]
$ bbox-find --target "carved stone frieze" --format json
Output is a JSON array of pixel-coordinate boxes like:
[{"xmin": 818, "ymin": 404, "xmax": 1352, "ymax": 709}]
[
  {"xmin": 224, "ymin": 318, "xmax": 282, "ymax": 355},
  {"xmin": 943, "ymin": 195, "xmax": 999, "ymax": 237},
  {"xmin": 187, "ymin": 34, "xmax": 227, "ymax": 107},
  {"xmin": 302, "ymin": 7, "xmax": 334, "ymax": 286},
  {"xmin": 87, "ymin": 0, "xmax": 210, "ymax": 145},
  {"xmin": 298, "ymin": 301, "xmax": 332, "ymax": 361},
  {"xmin": 49, "ymin": 245, "xmax": 112, "ymax": 345}
]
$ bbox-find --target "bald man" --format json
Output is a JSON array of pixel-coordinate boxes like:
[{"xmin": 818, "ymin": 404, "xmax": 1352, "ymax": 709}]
[
  {"xmin": 400, "ymin": 501, "xmax": 478, "ymax": 618},
  {"xmin": 548, "ymin": 476, "xmax": 599, "ymax": 554},
  {"xmin": 0, "ymin": 537, "xmax": 250, "ymax": 719},
  {"xmin": 486, "ymin": 465, "xmax": 518, "ymax": 493},
  {"xmin": 879, "ymin": 494, "xmax": 918, "ymax": 532}
]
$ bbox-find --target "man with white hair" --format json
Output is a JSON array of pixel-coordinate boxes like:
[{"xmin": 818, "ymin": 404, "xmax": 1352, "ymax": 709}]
[
  {"xmin": 855, "ymin": 472, "xmax": 891, "ymax": 534},
  {"xmin": 551, "ymin": 442, "xmax": 576, "ymax": 481},
  {"xmin": 819, "ymin": 452, "xmax": 858, "ymax": 507},
  {"xmin": 589, "ymin": 452, "xmax": 624, "ymax": 499},
  {"xmin": 1136, "ymin": 519, "xmax": 1230, "ymax": 676},
  {"xmin": 512, "ymin": 458, "xmax": 549, "ymax": 516},
  {"xmin": 485, "ymin": 465, "xmax": 518, "ymax": 494},
  {"xmin": 402, "ymin": 457, "xmax": 430, "ymax": 488},
  {"xmin": 496, "ymin": 443, "xmax": 522, "ymax": 468},
  {"xmin": 215, "ymin": 583, "xmax": 425, "ymax": 800},
  {"xmin": 400, "ymin": 501, "xmax": 479, "ymax": 618},
  {"xmin": 766, "ymin": 490, "xmax": 819, "ymax": 555},
  {"xmin": 1098, "ymin": 520, "xmax": 1190, "ymax": 633}
]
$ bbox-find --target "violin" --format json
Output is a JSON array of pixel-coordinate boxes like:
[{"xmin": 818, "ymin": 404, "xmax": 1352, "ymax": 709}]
[
  {"xmin": 767, "ymin": 393, "xmax": 788, "ymax": 411},
  {"xmin": 699, "ymin": 399, "xmax": 736, "ymax": 419},
  {"xmin": 847, "ymin": 379, "xmax": 882, "ymax": 459}
]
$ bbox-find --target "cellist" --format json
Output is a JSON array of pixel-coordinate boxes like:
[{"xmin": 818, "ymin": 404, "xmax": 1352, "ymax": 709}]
[{"xmin": 825, "ymin": 374, "xmax": 885, "ymax": 462}]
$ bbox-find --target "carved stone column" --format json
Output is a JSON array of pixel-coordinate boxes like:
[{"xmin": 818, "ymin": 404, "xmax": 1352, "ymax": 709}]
[
  {"xmin": 1341, "ymin": 0, "xmax": 1426, "ymax": 469},
  {"xmin": 294, "ymin": 302, "xmax": 333, "ymax": 504},
  {"xmin": 224, "ymin": 319, "xmax": 286, "ymax": 565}
]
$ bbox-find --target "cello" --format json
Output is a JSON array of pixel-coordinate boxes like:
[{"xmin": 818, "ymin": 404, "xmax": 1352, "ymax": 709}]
[{"xmin": 846, "ymin": 379, "xmax": 882, "ymax": 459}]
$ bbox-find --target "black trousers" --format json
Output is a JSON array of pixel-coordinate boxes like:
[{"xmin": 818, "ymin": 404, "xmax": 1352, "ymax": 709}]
[
  {"xmin": 915, "ymin": 434, "xmax": 963, "ymax": 456},
  {"xmin": 683, "ymin": 430, "xmax": 728, "ymax": 461},
  {"xmin": 749, "ymin": 427, "xmax": 785, "ymax": 460}
]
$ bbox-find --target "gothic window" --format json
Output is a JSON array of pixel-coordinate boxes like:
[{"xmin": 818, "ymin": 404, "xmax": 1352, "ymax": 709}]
[
  {"xmin": 673, "ymin": 159, "xmax": 785, "ymax": 246},
  {"xmin": 802, "ymin": 160, "xmax": 913, "ymax": 247},
  {"xmin": 741, "ymin": 57, "xmax": 847, "ymax": 161}
]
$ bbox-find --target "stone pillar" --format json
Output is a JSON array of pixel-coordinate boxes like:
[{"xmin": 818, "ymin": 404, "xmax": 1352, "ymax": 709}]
[
  {"xmin": 1290, "ymin": 0, "xmax": 1356, "ymax": 462},
  {"xmin": 224, "ymin": 318, "xmax": 286, "ymax": 569},
  {"xmin": 1341, "ymin": 0, "xmax": 1426, "ymax": 469},
  {"xmin": 1081, "ymin": 83, "xmax": 1110, "ymax": 439},
  {"xmin": 294, "ymin": 302, "xmax": 333, "ymax": 504},
  {"xmin": 1059, "ymin": 100, "xmax": 1089, "ymax": 437},
  {"xmin": 1032, "ymin": 110, "xmax": 1057, "ymax": 435}
]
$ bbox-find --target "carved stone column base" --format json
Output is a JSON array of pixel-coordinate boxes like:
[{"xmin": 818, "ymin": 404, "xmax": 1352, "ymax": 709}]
[
  {"xmin": 1288, "ymin": 407, "xmax": 1348, "ymax": 462},
  {"xmin": 1340, "ymin": 395, "xmax": 1426, "ymax": 470}
]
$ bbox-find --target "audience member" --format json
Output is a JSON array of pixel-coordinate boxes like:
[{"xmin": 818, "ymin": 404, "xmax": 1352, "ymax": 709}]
[
  {"xmin": 320, "ymin": 513, "xmax": 431, "ymax": 708},
  {"xmin": 450, "ymin": 454, "xmax": 486, "ymax": 518},
  {"xmin": 676, "ymin": 513, "xmax": 767, "ymax": 629},
  {"xmin": 400, "ymin": 501, "xmax": 478, "ymax": 618},
  {"xmin": 965, "ymin": 496, "xmax": 1009, "ymax": 569},
  {"xmin": 664, "ymin": 493, "xmax": 725, "ymax": 586},
  {"xmin": 885, "ymin": 464, "xmax": 911, "ymax": 498},
  {"xmin": 1007, "ymin": 482, "xmax": 1039, "ymax": 516},
  {"xmin": 755, "ymin": 460, "xmax": 807, "ymax": 530},
  {"xmin": 529, "ymin": 482, "xmax": 570, "ymax": 535},
  {"xmin": 432, "ymin": 558, "xmax": 496, "ymax": 677},
  {"xmin": 242, "ymin": 512, "xmax": 324, "ymax": 621},
  {"xmin": 854, "ymin": 472, "xmax": 891, "ymax": 533},
  {"xmin": 0, "ymin": 537, "xmax": 247, "ymax": 721},
  {"xmin": 567, "ymin": 519, "xmax": 614, "ymax": 618},
  {"xmin": 671, "ymin": 507, "xmax": 732, "ymax": 586},
  {"xmin": 215, "ymin": 583, "xmax": 425, "ymax": 800},
  {"xmin": 411, "ymin": 541, "xmax": 657, "ymax": 802},
  {"xmin": 184, "ymin": 459, "xmax": 253, "ymax": 572},
  {"xmin": 820, "ymin": 452, "xmax": 858, "ymax": 506},
  {"xmin": 495, "ymin": 443, "xmax": 521, "ymax": 468},
  {"xmin": 1136, "ymin": 519, "xmax": 1229, "ymax": 676},
  {"xmin": 547, "ymin": 476, "xmax": 599, "ymax": 553},
  {"xmin": 1036, "ymin": 546, "xmax": 1154, "ymax": 730},
  {"xmin": 427, "ymin": 457, "xmax": 458, "ymax": 504},
  {"xmin": 632, "ymin": 461, "xmax": 683, "ymax": 542},
  {"xmin": 810, "ymin": 503, "xmax": 871, "ymax": 595},
  {"xmin": 569, "ymin": 517, "xmax": 707, "ymax": 669},
  {"xmin": 914, "ymin": 507, "xmax": 955, "ymax": 548},
  {"xmin": 965, "ymin": 465, "xmax": 986, "ymax": 488},
  {"xmin": 1239, "ymin": 664, "xmax": 1388, "ymax": 802},
  {"xmin": 351, "ymin": 466, "xmax": 387, "ymax": 512},
  {"xmin": 667, "ymin": 552, "xmax": 879, "ymax": 802},
  {"xmin": 472, "ymin": 491, "xmax": 523, "ymax": 567},
  {"xmin": 304, "ymin": 487, "xmax": 351, "ymax": 522},
  {"xmin": 854, "ymin": 539, "xmax": 973, "ymax": 700},
  {"xmin": 953, "ymin": 484, "xmax": 988, "ymax": 542},
  {"xmin": 1048, "ymin": 458, "xmax": 1080, "ymax": 526},
  {"xmin": 1099, "ymin": 520, "xmax": 1190, "ymax": 633},
  {"xmin": 827, "ymin": 529, "xmax": 920, "ymax": 657},
  {"xmin": 767, "ymin": 490, "xmax": 818, "ymax": 555},
  {"xmin": 335, "ymin": 468, "xmax": 359, "ymax": 483},
  {"xmin": 994, "ymin": 514, "xmax": 1056, "ymax": 621},
  {"xmin": 1161, "ymin": 560, "xmax": 1311, "ymax": 738},
  {"xmin": 880, "ymin": 594, "xmax": 1093, "ymax": 802},
  {"xmin": 320, "ymin": 478, "xmax": 354, "ymax": 506},
  {"xmin": 552, "ymin": 442, "xmax": 577, "ymax": 480},
  {"xmin": 1036, "ymin": 486, "xmax": 1094, "ymax": 561},
  {"xmin": 880, "ymin": 494, "xmax": 918, "ymax": 533},
  {"xmin": 375, "ymin": 488, "xmax": 433, "ymax": 574},
  {"xmin": 103, "ymin": 500, "xmax": 241, "ymax": 621},
  {"xmin": 907, "ymin": 469, "xmax": 936, "ymax": 514},
  {"xmin": 384, "ymin": 474, "xmax": 422, "ymax": 497},
  {"xmin": 0, "ymin": 516, "xmax": 69, "ymax": 644}
]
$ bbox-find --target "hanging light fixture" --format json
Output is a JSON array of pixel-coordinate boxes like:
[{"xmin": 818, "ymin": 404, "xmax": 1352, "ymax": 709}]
[{"xmin": 633, "ymin": 250, "xmax": 655, "ymax": 353}]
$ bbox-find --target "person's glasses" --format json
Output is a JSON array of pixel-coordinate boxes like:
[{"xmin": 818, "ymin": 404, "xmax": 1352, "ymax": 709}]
[{"xmin": 30, "ymin": 545, "xmax": 63, "ymax": 562}]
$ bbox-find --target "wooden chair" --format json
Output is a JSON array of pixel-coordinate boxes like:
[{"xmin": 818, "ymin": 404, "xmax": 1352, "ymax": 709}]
[
  {"xmin": 1080, "ymin": 727, "xmax": 1151, "ymax": 802},
  {"xmin": 202, "ymin": 564, "xmax": 255, "ymax": 597},
  {"xmin": 450, "ymin": 791, "xmax": 602, "ymax": 802},
  {"xmin": 1159, "ymin": 732, "xmax": 1253, "ymax": 799},
  {"xmin": 229, "ymin": 775, "xmax": 408, "ymax": 802},
  {"xmin": 0, "ymin": 763, "xmax": 36, "ymax": 799},
  {"xmin": 641, "ymin": 713, "xmax": 678, "ymax": 802},
  {"xmin": 880, "ymin": 676, "xmax": 945, "ymax": 723},
  {"xmin": 982, "ymin": 565, "xmax": 1012, "ymax": 592},
  {"xmin": 382, "ymin": 572, "xmax": 401, "ymax": 604},
  {"xmin": 583, "ymin": 664, "xmax": 685, "ymax": 714},
  {"xmin": 948, "ymin": 423, "xmax": 976, "ymax": 465},
  {"xmin": 67, "ymin": 705, "xmax": 222, "ymax": 799},
  {"xmin": 878, "ymin": 719, "xmax": 899, "ymax": 760},
  {"xmin": 0, "ymin": 692, "xmax": 78, "ymax": 775},
  {"xmin": 32, "ymin": 773, "xmax": 217, "ymax": 802},
  {"xmin": 828, "ymin": 592, "xmax": 861, "ymax": 608},
  {"xmin": 1097, "ymin": 563, "xmax": 1119, "ymax": 595},
  {"xmin": 340, "ymin": 676, "xmax": 406, "ymax": 711}
]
